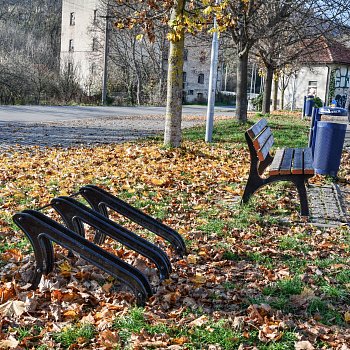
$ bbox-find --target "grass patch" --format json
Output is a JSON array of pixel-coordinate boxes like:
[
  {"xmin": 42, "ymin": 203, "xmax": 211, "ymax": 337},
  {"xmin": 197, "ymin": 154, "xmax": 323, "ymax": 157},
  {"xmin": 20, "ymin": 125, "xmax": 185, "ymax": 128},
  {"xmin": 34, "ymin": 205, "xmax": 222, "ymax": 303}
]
[
  {"xmin": 263, "ymin": 277, "xmax": 304, "ymax": 297},
  {"xmin": 307, "ymin": 298, "xmax": 344, "ymax": 326},
  {"xmin": 113, "ymin": 308, "xmax": 298, "ymax": 349},
  {"xmin": 278, "ymin": 236, "xmax": 310, "ymax": 253},
  {"xmin": 54, "ymin": 323, "xmax": 95, "ymax": 349}
]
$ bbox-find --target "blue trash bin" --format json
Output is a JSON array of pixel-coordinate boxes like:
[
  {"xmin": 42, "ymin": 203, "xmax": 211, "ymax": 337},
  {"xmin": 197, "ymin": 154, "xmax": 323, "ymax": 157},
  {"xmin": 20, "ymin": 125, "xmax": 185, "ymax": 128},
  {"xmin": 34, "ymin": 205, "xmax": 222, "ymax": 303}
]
[
  {"xmin": 313, "ymin": 121, "xmax": 347, "ymax": 176},
  {"xmin": 318, "ymin": 106, "xmax": 348, "ymax": 116},
  {"xmin": 308, "ymin": 107, "xmax": 321, "ymax": 153},
  {"xmin": 304, "ymin": 95, "xmax": 315, "ymax": 117}
]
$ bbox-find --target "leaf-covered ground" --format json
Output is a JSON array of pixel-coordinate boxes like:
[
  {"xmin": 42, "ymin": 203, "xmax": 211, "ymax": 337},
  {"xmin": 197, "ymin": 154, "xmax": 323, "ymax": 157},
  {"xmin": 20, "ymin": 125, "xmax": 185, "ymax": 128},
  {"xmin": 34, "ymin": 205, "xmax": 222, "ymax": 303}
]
[{"xmin": 0, "ymin": 114, "xmax": 349, "ymax": 349}]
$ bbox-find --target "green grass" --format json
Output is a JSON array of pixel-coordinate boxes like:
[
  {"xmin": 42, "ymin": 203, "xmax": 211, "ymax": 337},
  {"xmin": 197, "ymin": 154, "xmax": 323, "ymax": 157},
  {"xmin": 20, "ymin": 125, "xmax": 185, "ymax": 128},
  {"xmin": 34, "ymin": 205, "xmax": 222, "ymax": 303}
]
[
  {"xmin": 53, "ymin": 323, "xmax": 96, "ymax": 348},
  {"xmin": 0, "ymin": 236, "xmax": 31, "ymax": 254},
  {"xmin": 263, "ymin": 277, "xmax": 304, "ymax": 297},
  {"xmin": 336, "ymin": 269, "xmax": 350, "ymax": 284},
  {"xmin": 246, "ymin": 252, "xmax": 275, "ymax": 268},
  {"xmin": 278, "ymin": 236, "xmax": 310, "ymax": 253},
  {"xmin": 222, "ymin": 251, "xmax": 241, "ymax": 261},
  {"xmin": 307, "ymin": 298, "xmax": 344, "ymax": 326},
  {"xmin": 181, "ymin": 114, "xmax": 309, "ymax": 148},
  {"xmin": 113, "ymin": 307, "xmax": 299, "ymax": 349}
]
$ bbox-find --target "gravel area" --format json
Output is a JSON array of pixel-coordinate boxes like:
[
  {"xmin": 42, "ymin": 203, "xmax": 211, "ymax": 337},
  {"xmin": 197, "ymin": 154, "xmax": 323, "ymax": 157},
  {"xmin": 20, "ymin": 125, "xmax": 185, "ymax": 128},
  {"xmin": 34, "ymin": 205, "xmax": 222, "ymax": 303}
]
[
  {"xmin": 0, "ymin": 115, "xmax": 206, "ymax": 150},
  {"xmin": 1, "ymin": 113, "xmax": 348, "ymax": 150}
]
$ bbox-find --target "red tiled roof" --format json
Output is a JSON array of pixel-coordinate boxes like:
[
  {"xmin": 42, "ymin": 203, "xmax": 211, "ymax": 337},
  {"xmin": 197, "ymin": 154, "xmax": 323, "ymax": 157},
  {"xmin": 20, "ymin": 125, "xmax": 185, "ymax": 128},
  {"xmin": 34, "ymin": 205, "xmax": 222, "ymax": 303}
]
[{"xmin": 299, "ymin": 37, "xmax": 350, "ymax": 65}]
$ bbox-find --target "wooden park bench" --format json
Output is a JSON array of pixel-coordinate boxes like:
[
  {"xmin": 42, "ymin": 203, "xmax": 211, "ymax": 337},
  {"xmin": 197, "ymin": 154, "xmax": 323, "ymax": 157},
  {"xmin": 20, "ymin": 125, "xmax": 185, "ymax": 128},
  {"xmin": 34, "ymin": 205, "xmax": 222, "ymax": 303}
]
[{"xmin": 242, "ymin": 119, "xmax": 314, "ymax": 216}]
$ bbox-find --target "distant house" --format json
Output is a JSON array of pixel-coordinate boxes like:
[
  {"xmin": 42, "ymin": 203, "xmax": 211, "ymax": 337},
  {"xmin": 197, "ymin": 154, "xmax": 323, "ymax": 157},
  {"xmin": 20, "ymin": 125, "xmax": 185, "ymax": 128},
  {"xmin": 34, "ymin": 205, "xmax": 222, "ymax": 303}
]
[{"xmin": 283, "ymin": 37, "xmax": 350, "ymax": 109}]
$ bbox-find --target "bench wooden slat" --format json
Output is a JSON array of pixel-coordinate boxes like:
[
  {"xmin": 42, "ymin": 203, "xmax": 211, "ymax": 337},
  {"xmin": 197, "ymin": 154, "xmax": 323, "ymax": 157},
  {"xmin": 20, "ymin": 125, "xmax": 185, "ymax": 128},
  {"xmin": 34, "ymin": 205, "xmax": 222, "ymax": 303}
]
[
  {"xmin": 253, "ymin": 126, "xmax": 272, "ymax": 151},
  {"xmin": 291, "ymin": 148, "xmax": 303, "ymax": 174},
  {"xmin": 257, "ymin": 134, "xmax": 274, "ymax": 161},
  {"xmin": 247, "ymin": 119, "xmax": 268, "ymax": 139},
  {"xmin": 303, "ymin": 148, "xmax": 314, "ymax": 174},
  {"xmin": 279, "ymin": 148, "xmax": 294, "ymax": 174},
  {"xmin": 269, "ymin": 149, "xmax": 285, "ymax": 175}
]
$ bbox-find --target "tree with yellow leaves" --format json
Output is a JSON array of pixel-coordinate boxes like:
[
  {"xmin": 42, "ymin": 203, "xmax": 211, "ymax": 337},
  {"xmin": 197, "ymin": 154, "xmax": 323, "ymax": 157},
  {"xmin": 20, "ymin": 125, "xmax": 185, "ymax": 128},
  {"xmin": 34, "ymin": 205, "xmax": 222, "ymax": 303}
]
[{"xmin": 114, "ymin": 0, "xmax": 214, "ymax": 147}]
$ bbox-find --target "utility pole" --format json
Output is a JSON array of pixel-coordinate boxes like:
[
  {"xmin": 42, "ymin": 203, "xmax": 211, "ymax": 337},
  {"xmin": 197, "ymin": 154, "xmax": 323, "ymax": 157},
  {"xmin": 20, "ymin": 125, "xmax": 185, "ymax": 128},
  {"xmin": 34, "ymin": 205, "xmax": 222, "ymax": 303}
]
[
  {"xmin": 205, "ymin": 0, "xmax": 220, "ymax": 143},
  {"xmin": 101, "ymin": 5, "xmax": 111, "ymax": 106}
]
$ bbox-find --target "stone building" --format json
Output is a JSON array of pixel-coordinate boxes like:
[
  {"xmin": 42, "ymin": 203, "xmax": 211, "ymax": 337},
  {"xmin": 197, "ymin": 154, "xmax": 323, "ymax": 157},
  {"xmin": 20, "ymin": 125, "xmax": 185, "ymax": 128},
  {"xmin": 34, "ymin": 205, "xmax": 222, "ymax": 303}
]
[{"xmin": 181, "ymin": 39, "xmax": 223, "ymax": 103}]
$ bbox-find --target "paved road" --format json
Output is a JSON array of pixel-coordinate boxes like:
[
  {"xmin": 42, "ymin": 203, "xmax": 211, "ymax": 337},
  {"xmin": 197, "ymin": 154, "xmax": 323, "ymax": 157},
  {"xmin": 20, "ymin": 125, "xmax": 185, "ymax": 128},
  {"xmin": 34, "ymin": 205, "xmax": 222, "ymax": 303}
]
[
  {"xmin": 0, "ymin": 105, "xmax": 236, "ymax": 122},
  {"xmin": 0, "ymin": 105, "xmax": 237, "ymax": 150}
]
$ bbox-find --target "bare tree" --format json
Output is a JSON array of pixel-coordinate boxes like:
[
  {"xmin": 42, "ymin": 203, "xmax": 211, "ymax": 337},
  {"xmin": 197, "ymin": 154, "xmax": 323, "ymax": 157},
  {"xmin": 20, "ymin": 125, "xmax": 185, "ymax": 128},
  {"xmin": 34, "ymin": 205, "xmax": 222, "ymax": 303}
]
[
  {"xmin": 255, "ymin": 0, "xmax": 350, "ymax": 114},
  {"xmin": 0, "ymin": 0, "xmax": 61, "ymax": 104}
]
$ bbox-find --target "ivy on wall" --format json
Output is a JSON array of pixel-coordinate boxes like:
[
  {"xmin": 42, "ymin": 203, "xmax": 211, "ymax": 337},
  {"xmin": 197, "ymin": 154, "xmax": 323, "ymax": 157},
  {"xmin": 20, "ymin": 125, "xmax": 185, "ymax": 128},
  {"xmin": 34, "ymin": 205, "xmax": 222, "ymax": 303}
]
[{"xmin": 328, "ymin": 69, "xmax": 336, "ymax": 105}]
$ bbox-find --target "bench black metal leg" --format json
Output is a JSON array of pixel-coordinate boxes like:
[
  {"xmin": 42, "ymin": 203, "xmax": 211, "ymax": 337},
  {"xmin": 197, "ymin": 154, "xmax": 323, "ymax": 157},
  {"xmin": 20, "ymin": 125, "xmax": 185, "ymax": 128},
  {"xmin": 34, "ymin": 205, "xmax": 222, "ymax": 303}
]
[
  {"xmin": 13, "ymin": 210, "xmax": 152, "ymax": 305},
  {"xmin": 242, "ymin": 133, "xmax": 273, "ymax": 204},
  {"xmin": 80, "ymin": 185, "xmax": 187, "ymax": 256},
  {"xmin": 292, "ymin": 179, "xmax": 309, "ymax": 216},
  {"xmin": 242, "ymin": 175, "xmax": 264, "ymax": 203},
  {"xmin": 243, "ymin": 175, "xmax": 311, "ymax": 217}
]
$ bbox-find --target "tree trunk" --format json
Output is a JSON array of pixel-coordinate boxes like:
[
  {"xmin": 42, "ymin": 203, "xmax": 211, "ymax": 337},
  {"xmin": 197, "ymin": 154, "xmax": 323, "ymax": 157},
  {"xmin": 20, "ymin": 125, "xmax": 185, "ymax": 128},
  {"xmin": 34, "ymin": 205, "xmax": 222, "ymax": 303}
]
[
  {"xmin": 136, "ymin": 72, "xmax": 141, "ymax": 105},
  {"xmin": 262, "ymin": 66, "xmax": 274, "ymax": 114},
  {"xmin": 272, "ymin": 74, "xmax": 278, "ymax": 111},
  {"xmin": 281, "ymin": 86, "xmax": 285, "ymax": 110},
  {"xmin": 164, "ymin": 0, "xmax": 186, "ymax": 147},
  {"xmin": 235, "ymin": 50, "xmax": 249, "ymax": 123}
]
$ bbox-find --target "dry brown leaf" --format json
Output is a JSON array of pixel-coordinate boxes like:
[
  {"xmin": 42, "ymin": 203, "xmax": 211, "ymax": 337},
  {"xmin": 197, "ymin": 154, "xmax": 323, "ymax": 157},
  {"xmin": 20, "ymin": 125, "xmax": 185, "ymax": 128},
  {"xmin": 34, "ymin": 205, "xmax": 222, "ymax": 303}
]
[
  {"xmin": 1, "ymin": 248, "xmax": 22, "ymax": 262},
  {"xmin": 191, "ymin": 273, "xmax": 206, "ymax": 284},
  {"xmin": 295, "ymin": 340, "xmax": 315, "ymax": 350},
  {"xmin": 188, "ymin": 315, "xmax": 208, "ymax": 327},
  {"xmin": 187, "ymin": 254, "xmax": 197, "ymax": 264},
  {"xmin": 151, "ymin": 178, "xmax": 167, "ymax": 186},
  {"xmin": 0, "ymin": 336, "xmax": 19, "ymax": 349},
  {"xmin": 0, "ymin": 285, "xmax": 16, "ymax": 303},
  {"xmin": 98, "ymin": 329, "xmax": 120, "ymax": 349},
  {"xmin": 0, "ymin": 300, "xmax": 26, "ymax": 317},
  {"xmin": 63, "ymin": 309, "xmax": 78, "ymax": 319},
  {"xmin": 172, "ymin": 336, "xmax": 188, "ymax": 345}
]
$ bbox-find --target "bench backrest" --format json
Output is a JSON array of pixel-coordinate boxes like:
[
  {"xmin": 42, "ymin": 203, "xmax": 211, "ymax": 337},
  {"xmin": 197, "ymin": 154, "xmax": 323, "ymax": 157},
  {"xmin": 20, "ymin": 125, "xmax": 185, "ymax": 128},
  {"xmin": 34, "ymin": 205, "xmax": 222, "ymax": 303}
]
[{"xmin": 246, "ymin": 119, "xmax": 274, "ymax": 161}]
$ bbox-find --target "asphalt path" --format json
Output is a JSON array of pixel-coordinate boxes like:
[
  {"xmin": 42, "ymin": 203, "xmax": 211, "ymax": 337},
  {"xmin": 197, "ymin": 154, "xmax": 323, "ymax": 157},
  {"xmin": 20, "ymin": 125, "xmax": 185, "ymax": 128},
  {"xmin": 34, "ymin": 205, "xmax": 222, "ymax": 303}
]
[
  {"xmin": 0, "ymin": 105, "xmax": 237, "ymax": 149},
  {"xmin": 0, "ymin": 105, "xmax": 236, "ymax": 122},
  {"xmin": 0, "ymin": 105, "xmax": 348, "ymax": 149}
]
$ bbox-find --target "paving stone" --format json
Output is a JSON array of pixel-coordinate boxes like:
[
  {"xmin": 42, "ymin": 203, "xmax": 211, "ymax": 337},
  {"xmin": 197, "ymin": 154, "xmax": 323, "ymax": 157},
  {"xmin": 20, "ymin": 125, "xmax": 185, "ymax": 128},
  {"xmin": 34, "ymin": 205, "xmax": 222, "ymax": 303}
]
[{"xmin": 307, "ymin": 184, "xmax": 349, "ymax": 227}]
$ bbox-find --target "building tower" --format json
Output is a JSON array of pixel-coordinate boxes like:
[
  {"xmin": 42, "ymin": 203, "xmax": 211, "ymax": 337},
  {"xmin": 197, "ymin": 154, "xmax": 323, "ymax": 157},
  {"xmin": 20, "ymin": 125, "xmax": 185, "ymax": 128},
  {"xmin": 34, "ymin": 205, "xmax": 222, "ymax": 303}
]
[{"xmin": 60, "ymin": 0, "xmax": 105, "ymax": 96}]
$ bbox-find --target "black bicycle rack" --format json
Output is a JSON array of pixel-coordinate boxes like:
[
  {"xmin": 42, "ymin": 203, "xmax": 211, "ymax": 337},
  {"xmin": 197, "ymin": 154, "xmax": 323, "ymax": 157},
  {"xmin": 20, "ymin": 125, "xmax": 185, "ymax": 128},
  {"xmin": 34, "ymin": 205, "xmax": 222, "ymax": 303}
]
[
  {"xmin": 79, "ymin": 185, "xmax": 187, "ymax": 255},
  {"xmin": 13, "ymin": 186, "xmax": 186, "ymax": 306}
]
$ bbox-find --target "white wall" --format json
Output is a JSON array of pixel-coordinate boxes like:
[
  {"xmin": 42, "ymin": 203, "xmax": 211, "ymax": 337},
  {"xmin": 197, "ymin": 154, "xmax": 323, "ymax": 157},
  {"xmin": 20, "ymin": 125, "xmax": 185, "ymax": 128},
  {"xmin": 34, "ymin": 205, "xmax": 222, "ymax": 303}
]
[{"xmin": 283, "ymin": 66, "xmax": 329, "ymax": 109}]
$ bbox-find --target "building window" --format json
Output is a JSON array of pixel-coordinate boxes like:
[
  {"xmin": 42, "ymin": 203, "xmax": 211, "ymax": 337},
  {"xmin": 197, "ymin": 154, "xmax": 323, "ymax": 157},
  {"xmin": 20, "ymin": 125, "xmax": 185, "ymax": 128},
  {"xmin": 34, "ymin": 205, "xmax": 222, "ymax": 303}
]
[
  {"xmin": 183, "ymin": 49, "xmax": 188, "ymax": 61},
  {"xmin": 182, "ymin": 72, "xmax": 187, "ymax": 89},
  {"xmin": 91, "ymin": 63, "xmax": 96, "ymax": 74},
  {"xmin": 188, "ymin": 90, "xmax": 194, "ymax": 95},
  {"xmin": 198, "ymin": 73, "xmax": 204, "ymax": 84},
  {"xmin": 68, "ymin": 62, "xmax": 73, "ymax": 75},
  {"xmin": 199, "ymin": 51, "xmax": 207, "ymax": 63},
  {"xmin": 92, "ymin": 38, "xmax": 98, "ymax": 51},
  {"xmin": 308, "ymin": 80, "xmax": 317, "ymax": 95},
  {"xmin": 93, "ymin": 9, "xmax": 98, "ymax": 24},
  {"xmin": 70, "ymin": 12, "xmax": 75, "ymax": 26},
  {"xmin": 69, "ymin": 39, "xmax": 74, "ymax": 52},
  {"xmin": 197, "ymin": 92, "xmax": 204, "ymax": 101}
]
